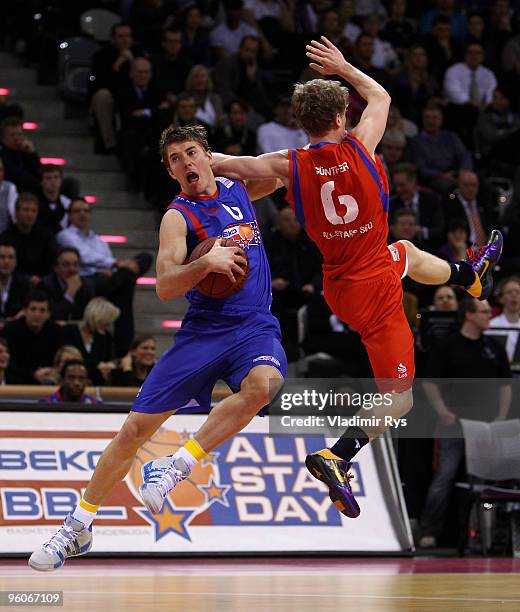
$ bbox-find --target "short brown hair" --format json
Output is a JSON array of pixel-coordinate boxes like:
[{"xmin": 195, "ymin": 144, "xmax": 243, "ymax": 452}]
[
  {"xmin": 458, "ymin": 296, "xmax": 478, "ymax": 324},
  {"xmin": 292, "ymin": 79, "xmax": 349, "ymax": 136},
  {"xmin": 15, "ymin": 192, "xmax": 39, "ymax": 211},
  {"xmin": 159, "ymin": 124, "xmax": 209, "ymax": 166},
  {"xmin": 393, "ymin": 162, "xmax": 418, "ymax": 181}
]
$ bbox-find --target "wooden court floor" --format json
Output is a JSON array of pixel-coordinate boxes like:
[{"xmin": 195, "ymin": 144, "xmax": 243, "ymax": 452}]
[{"xmin": 1, "ymin": 558, "xmax": 519, "ymax": 612}]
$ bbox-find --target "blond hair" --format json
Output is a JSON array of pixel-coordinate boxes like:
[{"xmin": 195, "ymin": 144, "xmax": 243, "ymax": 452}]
[
  {"xmin": 292, "ymin": 79, "xmax": 349, "ymax": 136},
  {"xmin": 185, "ymin": 64, "xmax": 213, "ymax": 93},
  {"xmin": 53, "ymin": 345, "xmax": 83, "ymax": 368},
  {"xmin": 81, "ymin": 297, "xmax": 120, "ymax": 333}
]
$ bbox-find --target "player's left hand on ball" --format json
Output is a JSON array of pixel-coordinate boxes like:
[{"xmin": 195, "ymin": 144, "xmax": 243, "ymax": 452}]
[{"xmin": 306, "ymin": 36, "xmax": 345, "ymax": 76}]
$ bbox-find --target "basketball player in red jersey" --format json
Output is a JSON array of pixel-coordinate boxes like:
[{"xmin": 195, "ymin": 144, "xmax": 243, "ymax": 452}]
[{"xmin": 212, "ymin": 37, "xmax": 503, "ymax": 518}]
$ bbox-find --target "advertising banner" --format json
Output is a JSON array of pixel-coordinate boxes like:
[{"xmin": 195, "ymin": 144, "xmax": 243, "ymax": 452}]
[{"xmin": 0, "ymin": 411, "xmax": 412, "ymax": 553}]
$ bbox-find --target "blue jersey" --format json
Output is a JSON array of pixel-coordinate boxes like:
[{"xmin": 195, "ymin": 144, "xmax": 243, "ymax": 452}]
[{"xmin": 167, "ymin": 177, "xmax": 272, "ymax": 312}]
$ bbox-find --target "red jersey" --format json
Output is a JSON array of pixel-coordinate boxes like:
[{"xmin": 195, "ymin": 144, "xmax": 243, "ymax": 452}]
[{"xmin": 286, "ymin": 134, "xmax": 391, "ymax": 283}]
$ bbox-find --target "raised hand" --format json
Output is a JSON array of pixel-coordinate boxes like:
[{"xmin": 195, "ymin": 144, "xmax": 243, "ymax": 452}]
[{"xmin": 306, "ymin": 36, "xmax": 346, "ymax": 77}]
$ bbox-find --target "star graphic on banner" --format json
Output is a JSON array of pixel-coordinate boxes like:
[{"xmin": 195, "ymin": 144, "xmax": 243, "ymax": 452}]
[
  {"xmin": 198, "ymin": 476, "xmax": 231, "ymax": 508},
  {"xmin": 201, "ymin": 451, "xmax": 219, "ymax": 467},
  {"xmin": 179, "ymin": 429, "xmax": 190, "ymax": 443},
  {"xmin": 136, "ymin": 499, "xmax": 193, "ymax": 541}
]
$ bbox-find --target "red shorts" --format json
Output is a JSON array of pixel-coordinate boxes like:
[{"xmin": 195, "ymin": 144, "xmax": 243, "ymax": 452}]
[{"xmin": 323, "ymin": 241, "xmax": 414, "ymax": 392}]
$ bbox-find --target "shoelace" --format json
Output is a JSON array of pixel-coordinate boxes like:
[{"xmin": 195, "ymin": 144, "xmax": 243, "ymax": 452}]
[
  {"xmin": 466, "ymin": 244, "xmax": 487, "ymax": 264},
  {"xmin": 43, "ymin": 524, "xmax": 78, "ymax": 554},
  {"xmin": 156, "ymin": 465, "xmax": 186, "ymax": 498}
]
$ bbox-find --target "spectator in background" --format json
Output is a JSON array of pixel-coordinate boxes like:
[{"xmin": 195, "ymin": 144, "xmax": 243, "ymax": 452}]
[
  {"xmin": 0, "ymin": 242, "xmax": 30, "ymax": 320},
  {"xmin": 476, "ymin": 86, "xmax": 520, "ymax": 167},
  {"xmin": 179, "ymin": 4, "xmax": 212, "ymax": 66},
  {"xmin": 41, "ymin": 344, "xmax": 84, "ymax": 385},
  {"xmin": 419, "ymin": 298, "xmax": 511, "ymax": 549},
  {"xmin": 422, "ymin": 16, "xmax": 460, "ymax": 82},
  {"xmin": 213, "ymin": 99, "xmax": 257, "ymax": 155},
  {"xmin": 437, "ymin": 219, "xmax": 469, "ymax": 264},
  {"xmin": 390, "ymin": 163, "xmax": 444, "ymax": 250},
  {"xmin": 169, "ymin": 93, "xmax": 210, "ymax": 133},
  {"xmin": 210, "ymin": 0, "xmax": 259, "ymax": 62},
  {"xmin": 37, "ymin": 165, "xmax": 71, "ymax": 233},
  {"xmin": 57, "ymin": 198, "xmax": 151, "ymax": 354},
  {"xmin": 489, "ymin": 276, "xmax": 520, "ymax": 363},
  {"xmin": 338, "ymin": 0, "xmax": 361, "ymax": 46},
  {"xmin": 257, "ymin": 98, "xmax": 307, "ymax": 153},
  {"xmin": 432, "ymin": 285, "xmax": 459, "ymax": 312},
  {"xmin": 444, "ymin": 171, "xmax": 489, "ymax": 246},
  {"xmin": 151, "ymin": 28, "xmax": 194, "ymax": 108},
  {"xmin": 213, "ymin": 35, "xmax": 272, "ymax": 122},
  {"xmin": 63, "ymin": 297, "xmax": 119, "ymax": 386},
  {"xmin": 89, "ymin": 22, "xmax": 144, "ymax": 154},
  {"xmin": 360, "ymin": 13, "xmax": 400, "ymax": 72},
  {"xmin": 352, "ymin": 33, "xmax": 389, "ymax": 87},
  {"xmin": 0, "ymin": 192, "xmax": 57, "ymax": 281},
  {"xmin": 386, "ymin": 105, "xmax": 418, "ymax": 139},
  {"xmin": 265, "ymin": 206, "xmax": 322, "ymax": 359},
  {"xmin": 501, "ymin": 26, "xmax": 520, "ymax": 78},
  {"xmin": 116, "ymin": 57, "xmax": 165, "ymax": 191},
  {"xmin": 0, "ymin": 291, "xmax": 63, "ymax": 384},
  {"xmin": 183, "ymin": 65, "xmax": 223, "ymax": 129},
  {"xmin": 318, "ymin": 9, "xmax": 350, "ymax": 49},
  {"xmin": 393, "ymin": 44, "xmax": 439, "ymax": 124},
  {"xmin": 353, "ymin": 0, "xmax": 387, "ymax": 18},
  {"xmin": 382, "ymin": 0, "xmax": 417, "ymax": 56},
  {"xmin": 0, "ymin": 117, "xmax": 40, "ymax": 192},
  {"xmin": 443, "ymin": 42, "xmax": 498, "ymax": 147},
  {"xmin": 42, "ymin": 360, "xmax": 97, "ymax": 404},
  {"xmin": 388, "ymin": 208, "xmax": 424, "ymax": 247},
  {"xmin": 0, "ymin": 157, "xmax": 17, "ymax": 232},
  {"xmin": 420, "ymin": 0, "xmax": 467, "ymax": 38},
  {"xmin": 466, "ymin": 12, "xmax": 494, "ymax": 67},
  {"xmin": 411, "ymin": 104, "xmax": 472, "ymax": 196},
  {"xmin": 379, "ymin": 129, "xmax": 407, "ymax": 181},
  {"xmin": 38, "ymin": 247, "xmax": 94, "ymax": 322},
  {"xmin": 0, "ymin": 337, "xmax": 19, "ymax": 384},
  {"xmin": 111, "ymin": 334, "xmax": 156, "ymax": 386}
]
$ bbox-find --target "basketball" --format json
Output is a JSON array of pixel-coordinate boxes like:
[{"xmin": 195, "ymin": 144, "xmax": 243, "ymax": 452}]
[{"xmin": 188, "ymin": 237, "xmax": 249, "ymax": 298}]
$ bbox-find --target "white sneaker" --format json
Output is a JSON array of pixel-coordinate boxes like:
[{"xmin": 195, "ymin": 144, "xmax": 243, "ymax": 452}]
[
  {"xmin": 140, "ymin": 456, "xmax": 190, "ymax": 513},
  {"xmin": 28, "ymin": 514, "xmax": 92, "ymax": 571}
]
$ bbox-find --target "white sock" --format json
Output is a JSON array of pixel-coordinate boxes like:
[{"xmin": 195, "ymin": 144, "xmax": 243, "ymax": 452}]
[
  {"xmin": 173, "ymin": 446, "xmax": 198, "ymax": 470},
  {"xmin": 71, "ymin": 501, "xmax": 98, "ymax": 528}
]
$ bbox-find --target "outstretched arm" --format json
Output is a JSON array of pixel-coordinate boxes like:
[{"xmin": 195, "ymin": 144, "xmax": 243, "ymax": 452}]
[
  {"xmin": 306, "ymin": 36, "xmax": 391, "ymax": 158},
  {"xmin": 211, "ymin": 151, "xmax": 290, "ymax": 186}
]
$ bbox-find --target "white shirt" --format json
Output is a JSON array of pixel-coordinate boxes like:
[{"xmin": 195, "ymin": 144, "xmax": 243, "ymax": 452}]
[
  {"xmin": 243, "ymin": 0, "xmax": 281, "ymax": 20},
  {"xmin": 257, "ymin": 122, "xmax": 308, "ymax": 154},
  {"xmin": 488, "ymin": 313, "xmax": 520, "ymax": 363},
  {"xmin": 57, "ymin": 225, "xmax": 116, "ymax": 276},
  {"xmin": 195, "ymin": 96, "xmax": 218, "ymax": 127},
  {"xmin": 0, "ymin": 276, "xmax": 12, "ymax": 315},
  {"xmin": 342, "ymin": 22, "xmax": 361, "ymax": 45},
  {"xmin": 210, "ymin": 21, "xmax": 257, "ymax": 55},
  {"xmin": 372, "ymin": 36, "xmax": 400, "ymax": 70},
  {"xmin": 443, "ymin": 63, "xmax": 498, "ymax": 106},
  {"xmin": 0, "ymin": 179, "xmax": 18, "ymax": 231}
]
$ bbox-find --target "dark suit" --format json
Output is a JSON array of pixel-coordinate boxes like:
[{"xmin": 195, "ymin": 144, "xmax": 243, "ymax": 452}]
[
  {"xmin": 0, "ymin": 273, "xmax": 31, "ymax": 319},
  {"xmin": 38, "ymin": 272, "xmax": 95, "ymax": 321},
  {"xmin": 390, "ymin": 189, "xmax": 445, "ymax": 250},
  {"xmin": 443, "ymin": 191, "xmax": 490, "ymax": 241},
  {"xmin": 0, "ymin": 224, "xmax": 57, "ymax": 278}
]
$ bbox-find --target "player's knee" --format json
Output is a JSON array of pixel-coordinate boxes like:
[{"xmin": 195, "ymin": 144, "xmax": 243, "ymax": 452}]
[
  {"xmin": 116, "ymin": 419, "xmax": 148, "ymax": 449},
  {"xmin": 240, "ymin": 367, "xmax": 282, "ymax": 412}
]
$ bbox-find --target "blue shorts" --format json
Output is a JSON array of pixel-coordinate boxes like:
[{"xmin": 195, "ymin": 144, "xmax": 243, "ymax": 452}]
[{"xmin": 132, "ymin": 308, "xmax": 287, "ymax": 414}]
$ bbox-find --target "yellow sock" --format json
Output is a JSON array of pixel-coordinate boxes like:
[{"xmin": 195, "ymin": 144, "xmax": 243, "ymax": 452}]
[
  {"xmin": 71, "ymin": 497, "xmax": 99, "ymax": 528},
  {"xmin": 176, "ymin": 438, "xmax": 206, "ymax": 469}
]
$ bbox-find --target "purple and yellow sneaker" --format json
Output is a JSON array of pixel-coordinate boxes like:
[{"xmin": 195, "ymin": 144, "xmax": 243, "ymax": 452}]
[
  {"xmin": 305, "ymin": 449, "xmax": 360, "ymax": 518},
  {"xmin": 465, "ymin": 229, "xmax": 503, "ymax": 300}
]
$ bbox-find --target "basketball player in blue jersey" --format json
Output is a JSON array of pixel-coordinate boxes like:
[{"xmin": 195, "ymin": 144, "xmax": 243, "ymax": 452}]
[{"xmin": 28, "ymin": 125, "xmax": 287, "ymax": 571}]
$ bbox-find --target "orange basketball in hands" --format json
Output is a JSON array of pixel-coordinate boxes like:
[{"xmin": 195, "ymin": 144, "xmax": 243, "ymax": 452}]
[{"xmin": 188, "ymin": 237, "xmax": 249, "ymax": 298}]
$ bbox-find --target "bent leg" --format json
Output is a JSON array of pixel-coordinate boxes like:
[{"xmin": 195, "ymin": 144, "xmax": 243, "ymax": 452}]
[
  {"xmin": 400, "ymin": 240, "xmax": 451, "ymax": 285},
  {"xmin": 194, "ymin": 365, "xmax": 283, "ymax": 451},
  {"xmin": 83, "ymin": 410, "xmax": 174, "ymax": 505}
]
